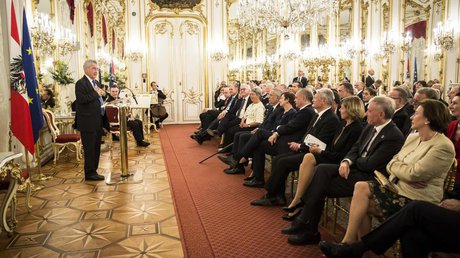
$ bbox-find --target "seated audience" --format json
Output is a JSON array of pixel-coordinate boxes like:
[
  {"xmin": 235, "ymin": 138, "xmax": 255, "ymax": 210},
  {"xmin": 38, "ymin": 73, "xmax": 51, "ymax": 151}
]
[
  {"xmin": 220, "ymin": 87, "xmax": 265, "ymax": 147},
  {"xmin": 337, "ymin": 100, "xmax": 454, "ymax": 246},
  {"xmin": 247, "ymin": 88, "xmax": 340, "ymax": 190},
  {"xmin": 41, "ymin": 88, "xmax": 56, "ymax": 109},
  {"xmin": 448, "ymin": 84, "xmax": 460, "ymax": 104},
  {"xmin": 221, "ymin": 91, "xmax": 296, "ymax": 175},
  {"xmin": 362, "ymin": 87, "xmax": 377, "ymax": 121},
  {"xmin": 281, "ymin": 96, "xmax": 364, "ymax": 219},
  {"xmin": 107, "ymin": 86, "xmax": 150, "ymax": 147},
  {"xmin": 282, "ymin": 96, "xmax": 405, "ymax": 245},
  {"xmin": 197, "ymin": 86, "xmax": 231, "ymax": 131},
  {"xmin": 319, "ymin": 199, "xmax": 460, "ymax": 258}
]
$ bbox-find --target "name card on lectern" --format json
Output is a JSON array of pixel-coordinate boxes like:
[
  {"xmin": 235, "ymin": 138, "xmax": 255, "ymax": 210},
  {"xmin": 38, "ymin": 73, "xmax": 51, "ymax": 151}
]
[{"xmin": 130, "ymin": 94, "xmax": 155, "ymax": 109}]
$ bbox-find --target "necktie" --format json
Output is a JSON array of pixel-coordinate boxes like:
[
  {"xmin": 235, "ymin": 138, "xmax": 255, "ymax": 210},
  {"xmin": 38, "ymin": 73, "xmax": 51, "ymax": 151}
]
[
  {"xmin": 361, "ymin": 128, "xmax": 377, "ymax": 157},
  {"xmin": 93, "ymin": 80, "xmax": 105, "ymax": 116},
  {"xmin": 236, "ymin": 98, "xmax": 246, "ymax": 118}
]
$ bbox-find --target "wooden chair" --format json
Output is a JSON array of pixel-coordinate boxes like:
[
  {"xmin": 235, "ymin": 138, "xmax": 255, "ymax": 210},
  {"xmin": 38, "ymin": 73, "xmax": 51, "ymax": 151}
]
[
  {"xmin": 0, "ymin": 152, "xmax": 31, "ymax": 235},
  {"xmin": 42, "ymin": 109, "xmax": 81, "ymax": 164}
]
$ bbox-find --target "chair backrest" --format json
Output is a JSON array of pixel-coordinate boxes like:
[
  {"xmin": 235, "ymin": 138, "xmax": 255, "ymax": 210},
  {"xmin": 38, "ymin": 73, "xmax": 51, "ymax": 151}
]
[
  {"xmin": 444, "ymin": 159, "xmax": 457, "ymax": 192},
  {"xmin": 42, "ymin": 109, "xmax": 60, "ymax": 140},
  {"xmin": 105, "ymin": 105, "xmax": 120, "ymax": 126}
]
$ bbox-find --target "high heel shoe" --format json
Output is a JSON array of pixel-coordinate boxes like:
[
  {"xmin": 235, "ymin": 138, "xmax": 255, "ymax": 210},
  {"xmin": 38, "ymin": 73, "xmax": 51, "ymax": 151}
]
[
  {"xmin": 282, "ymin": 202, "xmax": 303, "ymax": 212},
  {"xmin": 282, "ymin": 208, "xmax": 302, "ymax": 221}
]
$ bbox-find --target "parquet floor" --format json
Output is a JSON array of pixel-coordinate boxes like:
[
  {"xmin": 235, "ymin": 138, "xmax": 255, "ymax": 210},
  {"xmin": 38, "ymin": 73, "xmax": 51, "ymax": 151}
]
[{"xmin": 0, "ymin": 132, "xmax": 184, "ymax": 257}]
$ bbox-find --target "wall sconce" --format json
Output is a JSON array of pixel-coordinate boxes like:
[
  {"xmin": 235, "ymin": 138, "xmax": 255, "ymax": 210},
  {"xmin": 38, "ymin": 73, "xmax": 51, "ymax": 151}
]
[
  {"xmin": 56, "ymin": 28, "xmax": 78, "ymax": 55},
  {"xmin": 96, "ymin": 49, "xmax": 111, "ymax": 66},
  {"xmin": 380, "ymin": 31, "xmax": 397, "ymax": 58},
  {"xmin": 433, "ymin": 21, "xmax": 456, "ymax": 51},
  {"xmin": 426, "ymin": 45, "xmax": 443, "ymax": 61},
  {"xmin": 400, "ymin": 32, "xmax": 412, "ymax": 52},
  {"xmin": 126, "ymin": 43, "xmax": 145, "ymax": 62},
  {"xmin": 209, "ymin": 44, "xmax": 228, "ymax": 62},
  {"xmin": 31, "ymin": 12, "xmax": 56, "ymax": 55}
]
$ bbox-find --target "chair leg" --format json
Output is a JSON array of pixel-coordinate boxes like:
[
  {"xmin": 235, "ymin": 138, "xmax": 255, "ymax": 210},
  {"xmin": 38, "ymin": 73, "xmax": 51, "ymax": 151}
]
[
  {"xmin": 0, "ymin": 178, "xmax": 19, "ymax": 234},
  {"xmin": 53, "ymin": 144, "xmax": 58, "ymax": 164}
]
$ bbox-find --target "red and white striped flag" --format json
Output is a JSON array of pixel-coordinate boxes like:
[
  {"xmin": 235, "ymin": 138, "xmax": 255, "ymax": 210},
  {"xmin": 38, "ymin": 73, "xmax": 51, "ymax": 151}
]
[{"xmin": 8, "ymin": 0, "xmax": 36, "ymax": 154}]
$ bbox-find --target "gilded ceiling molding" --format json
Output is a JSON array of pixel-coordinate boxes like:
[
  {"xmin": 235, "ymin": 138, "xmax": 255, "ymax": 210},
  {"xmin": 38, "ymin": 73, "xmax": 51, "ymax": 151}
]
[{"xmin": 151, "ymin": 0, "xmax": 202, "ymax": 10}]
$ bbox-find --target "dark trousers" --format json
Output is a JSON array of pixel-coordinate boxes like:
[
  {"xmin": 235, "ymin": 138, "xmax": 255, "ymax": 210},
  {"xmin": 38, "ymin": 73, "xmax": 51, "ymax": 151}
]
[
  {"xmin": 298, "ymin": 164, "xmax": 372, "ymax": 234},
  {"xmin": 80, "ymin": 129, "xmax": 102, "ymax": 176},
  {"xmin": 362, "ymin": 200, "xmax": 460, "ymax": 257},
  {"xmin": 200, "ymin": 110, "xmax": 220, "ymax": 129},
  {"xmin": 216, "ymin": 116, "xmax": 241, "ymax": 135},
  {"xmin": 222, "ymin": 125, "xmax": 256, "ymax": 147},
  {"xmin": 231, "ymin": 131, "xmax": 251, "ymax": 156},
  {"xmin": 236, "ymin": 128, "xmax": 273, "ymax": 160},
  {"xmin": 127, "ymin": 119, "xmax": 144, "ymax": 143},
  {"xmin": 252, "ymin": 140, "xmax": 280, "ymax": 181},
  {"xmin": 264, "ymin": 152, "xmax": 304, "ymax": 197}
]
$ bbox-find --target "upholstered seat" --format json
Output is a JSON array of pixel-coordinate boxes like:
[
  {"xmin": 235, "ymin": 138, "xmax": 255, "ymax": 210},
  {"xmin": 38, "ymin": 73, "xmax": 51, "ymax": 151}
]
[{"xmin": 42, "ymin": 109, "xmax": 82, "ymax": 164}]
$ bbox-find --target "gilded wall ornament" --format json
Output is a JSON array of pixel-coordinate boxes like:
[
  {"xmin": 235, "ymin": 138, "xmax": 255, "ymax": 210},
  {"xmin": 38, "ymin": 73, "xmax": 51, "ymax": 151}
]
[
  {"xmin": 182, "ymin": 89, "xmax": 202, "ymax": 104},
  {"xmin": 180, "ymin": 21, "xmax": 200, "ymax": 36}
]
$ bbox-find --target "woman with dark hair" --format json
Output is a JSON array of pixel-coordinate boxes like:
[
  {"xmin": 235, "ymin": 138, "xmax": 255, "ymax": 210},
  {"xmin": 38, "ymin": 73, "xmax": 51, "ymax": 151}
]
[
  {"xmin": 282, "ymin": 96, "xmax": 365, "ymax": 220},
  {"xmin": 447, "ymin": 92, "xmax": 460, "ymax": 197},
  {"xmin": 328, "ymin": 99, "xmax": 454, "ymax": 245}
]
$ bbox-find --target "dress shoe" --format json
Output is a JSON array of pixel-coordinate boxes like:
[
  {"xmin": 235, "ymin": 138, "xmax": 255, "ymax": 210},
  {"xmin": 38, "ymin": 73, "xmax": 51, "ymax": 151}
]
[
  {"xmin": 281, "ymin": 218, "xmax": 308, "ymax": 235},
  {"xmin": 112, "ymin": 134, "xmax": 120, "ymax": 141},
  {"xmin": 85, "ymin": 174, "xmax": 105, "ymax": 181},
  {"xmin": 243, "ymin": 178, "xmax": 264, "ymax": 188},
  {"xmin": 224, "ymin": 166, "xmax": 245, "ymax": 175},
  {"xmin": 282, "ymin": 207, "xmax": 302, "ymax": 221},
  {"xmin": 282, "ymin": 202, "xmax": 303, "ymax": 212},
  {"xmin": 250, "ymin": 195, "xmax": 286, "ymax": 206},
  {"xmin": 288, "ymin": 231, "xmax": 320, "ymax": 245},
  {"xmin": 217, "ymin": 155, "xmax": 238, "ymax": 167},
  {"xmin": 190, "ymin": 134, "xmax": 203, "ymax": 144},
  {"xmin": 137, "ymin": 141, "xmax": 150, "ymax": 147},
  {"xmin": 318, "ymin": 241, "xmax": 361, "ymax": 258},
  {"xmin": 243, "ymin": 176, "xmax": 254, "ymax": 181}
]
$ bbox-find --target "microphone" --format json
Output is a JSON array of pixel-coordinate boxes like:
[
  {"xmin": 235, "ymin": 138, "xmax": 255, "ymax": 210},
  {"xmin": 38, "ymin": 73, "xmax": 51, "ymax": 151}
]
[{"xmin": 120, "ymin": 85, "xmax": 138, "ymax": 104}]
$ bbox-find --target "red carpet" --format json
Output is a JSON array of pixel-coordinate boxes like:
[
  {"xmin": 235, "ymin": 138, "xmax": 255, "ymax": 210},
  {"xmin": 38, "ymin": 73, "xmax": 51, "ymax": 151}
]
[{"xmin": 160, "ymin": 124, "xmax": 330, "ymax": 257}]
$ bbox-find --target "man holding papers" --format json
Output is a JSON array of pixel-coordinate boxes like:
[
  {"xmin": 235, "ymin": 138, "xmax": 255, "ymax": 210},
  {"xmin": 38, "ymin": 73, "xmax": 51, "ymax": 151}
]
[{"xmin": 250, "ymin": 88, "xmax": 340, "ymax": 203}]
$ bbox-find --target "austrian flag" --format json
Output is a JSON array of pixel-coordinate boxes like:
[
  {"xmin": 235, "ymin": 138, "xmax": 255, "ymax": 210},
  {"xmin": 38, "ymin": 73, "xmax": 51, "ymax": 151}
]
[{"xmin": 9, "ymin": 0, "xmax": 43, "ymax": 154}]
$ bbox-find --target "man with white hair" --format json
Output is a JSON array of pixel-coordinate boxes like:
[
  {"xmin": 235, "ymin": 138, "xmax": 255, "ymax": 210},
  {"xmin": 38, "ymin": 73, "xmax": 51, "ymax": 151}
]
[{"xmin": 75, "ymin": 60, "xmax": 107, "ymax": 181}]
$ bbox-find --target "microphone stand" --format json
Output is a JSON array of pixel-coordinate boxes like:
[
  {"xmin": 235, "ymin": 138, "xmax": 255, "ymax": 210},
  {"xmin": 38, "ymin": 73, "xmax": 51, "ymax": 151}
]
[{"xmin": 121, "ymin": 86, "xmax": 138, "ymax": 104}]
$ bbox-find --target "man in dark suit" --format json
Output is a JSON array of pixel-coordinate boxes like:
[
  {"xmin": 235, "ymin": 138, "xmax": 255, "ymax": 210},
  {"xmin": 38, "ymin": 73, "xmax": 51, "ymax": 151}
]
[
  {"xmin": 75, "ymin": 60, "xmax": 107, "ymax": 181},
  {"xmin": 388, "ymin": 87, "xmax": 411, "ymax": 136},
  {"xmin": 354, "ymin": 81, "xmax": 365, "ymax": 100},
  {"xmin": 239, "ymin": 89, "xmax": 316, "ymax": 185},
  {"xmin": 365, "ymin": 68, "xmax": 375, "ymax": 88},
  {"xmin": 249, "ymin": 88, "xmax": 340, "ymax": 196},
  {"xmin": 319, "ymin": 199, "xmax": 460, "ymax": 257},
  {"xmin": 106, "ymin": 86, "xmax": 150, "ymax": 147},
  {"xmin": 282, "ymin": 96, "xmax": 405, "ymax": 245},
  {"xmin": 40, "ymin": 88, "xmax": 56, "ymax": 109},
  {"xmin": 293, "ymin": 69, "xmax": 308, "ymax": 88}
]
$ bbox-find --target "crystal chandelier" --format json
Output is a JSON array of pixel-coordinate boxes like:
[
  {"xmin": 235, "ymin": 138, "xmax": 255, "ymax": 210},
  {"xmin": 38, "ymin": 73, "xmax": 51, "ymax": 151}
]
[{"xmin": 238, "ymin": 0, "xmax": 339, "ymax": 38}]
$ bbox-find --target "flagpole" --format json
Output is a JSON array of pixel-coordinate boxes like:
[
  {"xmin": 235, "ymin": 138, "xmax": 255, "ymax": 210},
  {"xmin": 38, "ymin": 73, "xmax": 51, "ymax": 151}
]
[{"xmin": 32, "ymin": 138, "xmax": 53, "ymax": 181}]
